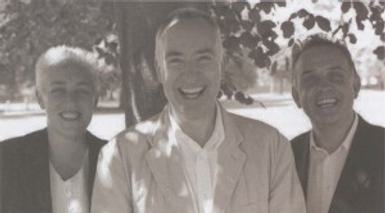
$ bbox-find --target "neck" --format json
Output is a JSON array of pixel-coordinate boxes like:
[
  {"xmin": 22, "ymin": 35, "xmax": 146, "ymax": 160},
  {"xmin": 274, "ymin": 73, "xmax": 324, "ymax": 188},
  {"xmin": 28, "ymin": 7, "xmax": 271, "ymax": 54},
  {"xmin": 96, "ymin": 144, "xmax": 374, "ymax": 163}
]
[
  {"xmin": 47, "ymin": 127, "xmax": 88, "ymax": 179},
  {"xmin": 312, "ymin": 112, "xmax": 355, "ymax": 153},
  {"xmin": 172, "ymin": 104, "xmax": 217, "ymax": 147}
]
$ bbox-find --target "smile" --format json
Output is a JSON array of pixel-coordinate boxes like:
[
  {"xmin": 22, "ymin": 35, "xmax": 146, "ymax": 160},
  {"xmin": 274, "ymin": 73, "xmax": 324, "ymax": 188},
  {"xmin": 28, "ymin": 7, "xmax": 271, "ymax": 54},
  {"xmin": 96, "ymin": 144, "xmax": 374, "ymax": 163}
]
[
  {"xmin": 316, "ymin": 98, "xmax": 337, "ymax": 108},
  {"xmin": 178, "ymin": 86, "xmax": 205, "ymax": 99},
  {"xmin": 59, "ymin": 111, "xmax": 81, "ymax": 121}
]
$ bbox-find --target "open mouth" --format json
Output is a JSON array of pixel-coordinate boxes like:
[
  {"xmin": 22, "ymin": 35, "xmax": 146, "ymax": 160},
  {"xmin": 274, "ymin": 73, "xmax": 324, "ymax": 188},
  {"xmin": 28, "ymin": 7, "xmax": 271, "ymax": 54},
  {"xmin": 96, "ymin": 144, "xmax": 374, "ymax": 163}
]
[
  {"xmin": 59, "ymin": 111, "xmax": 81, "ymax": 121},
  {"xmin": 316, "ymin": 98, "xmax": 338, "ymax": 108},
  {"xmin": 178, "ymin": 86, "xmax": 206, "ymax": 99}
]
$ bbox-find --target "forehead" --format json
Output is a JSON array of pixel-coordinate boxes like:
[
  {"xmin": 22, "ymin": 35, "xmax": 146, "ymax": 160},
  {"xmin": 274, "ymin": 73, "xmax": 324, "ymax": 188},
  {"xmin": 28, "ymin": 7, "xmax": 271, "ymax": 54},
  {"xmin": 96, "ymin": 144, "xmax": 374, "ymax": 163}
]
[
  {"xmin": 161, "ymin": 18, "xmax": 219, "ymax": 53},
  {"xmin": 295, "ymin": 45, "xmax": 351, "ymax": 74},
  {"xmin": 41, "ymin": 62, "xmax": 95, "ymax": 83}
]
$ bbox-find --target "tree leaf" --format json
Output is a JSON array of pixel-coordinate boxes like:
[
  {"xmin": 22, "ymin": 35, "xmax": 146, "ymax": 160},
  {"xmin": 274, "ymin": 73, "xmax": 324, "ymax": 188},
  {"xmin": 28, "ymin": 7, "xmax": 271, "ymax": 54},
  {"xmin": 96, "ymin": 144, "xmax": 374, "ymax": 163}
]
[
  {"xmin": 342, "ymin": 23, "xmax": 349, "ymax": 36},
  {"xmin": 341, "ymin": 2, "xmax": 351, "ymax": 14},
  {"xmin": 353, "ymin": 2, "xmax": 369, "ymax": 20},
  {"xmin": 289, "ymin": 12, "xmax": 298, "ymax": 20},
  {"xmin": 356, "ymin": 16, "xmax": 365, "ymax": 30},
  {"xmin": 348, "ymin": 33, "xmax": 357, "ymax": 44},
  {"xmin": 374, "ymin": 20, "xmax": 384, "ymax": 35},
  {"xmin": 303, "ymin": 14, "xmax": 315, "ymax": 30},
  {"xmin": 288, "ymin": 38, "xmax": 295, "ymax": 46},
  {"xmin": 373, "ymin": 46, "xmax": 385, "ymax": 60},
  {"xmin": 315, "ymin": 15, "xmax": 331, "ymax": 32},
  {"xmin": 264, "ymin": 40, "xmax": 280, "ymax": 55},
  {"xmin": 223, "ymin": 36, "xmax": 240, "ymax": 51},
  {"xmin": 297, "ymin": 9, "xmax": 309, "ymax": 18},
  {"xmin": 257, "ymin": 20, "xmax": 276, "ymax": 38},
  {"xmin": 281, "ymin": 20, "xmax": 295, "ymax": 38},
  {"xmin": 248, "ymin": 8, "xmax": 260, "ymax": 23},
  {"xmin": 275, "ymin": 0, "xmax": 286, "ymax": 7},
  {"xmin": 242, "ymin": 20, "xmax": 254, "ymax": 32},
  {"xmin": 257, "ymin": 2, "xmax": 274, "ymax": 14},
  {"xmin": 249, "ymin": 47, "xmax": 269, "ymax": 68},
  {"xmin": 240, "ymin": 31, "xmax": 259, "ymax": 49},
  {"xmin": 231, "ymin": 1, "xmax": 248, "ymax": 15}
]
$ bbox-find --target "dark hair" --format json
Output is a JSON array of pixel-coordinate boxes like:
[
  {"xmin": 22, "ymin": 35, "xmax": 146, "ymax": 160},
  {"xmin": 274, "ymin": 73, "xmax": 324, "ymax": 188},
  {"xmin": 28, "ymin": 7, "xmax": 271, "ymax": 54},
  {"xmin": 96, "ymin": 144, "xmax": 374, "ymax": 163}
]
[{"xmin": 291, "ymin": 34, "xmax": 358, "ymax": 84}]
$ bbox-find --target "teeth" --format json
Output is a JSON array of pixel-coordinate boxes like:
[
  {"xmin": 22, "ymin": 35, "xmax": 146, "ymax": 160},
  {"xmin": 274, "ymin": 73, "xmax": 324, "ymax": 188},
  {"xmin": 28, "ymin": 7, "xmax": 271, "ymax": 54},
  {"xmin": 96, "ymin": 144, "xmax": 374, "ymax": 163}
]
[
  {"xmin": 317, "ymin": 98, "xmax": 337, "ymax": 107},
  {"xmin": 180, "ymin": 87, "xmax": 204, "ymax": 94},
  {"xmin": 60, "ymin": 111, "xmax": 80, "ymax": 120}
]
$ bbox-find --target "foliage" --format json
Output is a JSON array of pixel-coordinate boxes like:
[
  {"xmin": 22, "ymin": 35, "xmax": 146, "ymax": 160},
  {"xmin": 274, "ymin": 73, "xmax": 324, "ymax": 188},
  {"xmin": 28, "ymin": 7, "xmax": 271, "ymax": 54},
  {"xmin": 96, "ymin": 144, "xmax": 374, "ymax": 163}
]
[
  {"xmin": 211, "ymin": 0, "xmax": 385, "ymax": 104},
  {"xmin": 0, "ymin": 0, "xmax": 116, "ymax": 100}
]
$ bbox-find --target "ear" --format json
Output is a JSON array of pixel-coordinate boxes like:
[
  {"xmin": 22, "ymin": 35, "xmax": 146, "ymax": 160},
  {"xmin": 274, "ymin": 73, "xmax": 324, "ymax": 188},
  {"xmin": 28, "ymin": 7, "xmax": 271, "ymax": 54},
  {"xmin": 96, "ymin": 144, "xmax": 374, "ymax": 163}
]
[
  {"xmin": 155, "ymin": 61, "xmax": 165, "ymax": 83},
  {"xmin": 35, "ymin": 89, "xmax": 45, "ymax": 109},
  {"xmin": 353, "ymin": 73, "xmax": 361, "ymax": 99},
  {"xmin": 291, "ymin": 87, "xmax": 302, "ymax": 108},
  {"xmin": 94, "ymin": 96, "xmax": 99, "ymax": 108}
]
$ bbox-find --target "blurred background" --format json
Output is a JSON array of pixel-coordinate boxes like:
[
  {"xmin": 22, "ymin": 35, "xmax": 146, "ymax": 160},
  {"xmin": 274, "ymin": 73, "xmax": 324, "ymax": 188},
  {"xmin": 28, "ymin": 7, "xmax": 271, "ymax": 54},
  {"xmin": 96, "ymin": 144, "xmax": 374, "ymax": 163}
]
[{"xmin": 0, "ymin": 0, "xmax": 384, "ymax": 141}]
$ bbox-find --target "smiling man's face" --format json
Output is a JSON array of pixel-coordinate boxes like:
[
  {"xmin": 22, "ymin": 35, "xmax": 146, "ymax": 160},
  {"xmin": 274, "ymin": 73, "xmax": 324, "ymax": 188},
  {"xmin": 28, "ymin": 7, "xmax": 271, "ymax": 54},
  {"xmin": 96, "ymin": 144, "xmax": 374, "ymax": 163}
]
[
  {"xmin": 37, "ymin": 62, "xmax": 97, "ymax": 138},
  {"xmin": 157, "ymin": 17, "xmax": 223, "ymax": 120},
  {"xmin": 292, "ymin": 45, "xmax": 360, "ymax": 127}
]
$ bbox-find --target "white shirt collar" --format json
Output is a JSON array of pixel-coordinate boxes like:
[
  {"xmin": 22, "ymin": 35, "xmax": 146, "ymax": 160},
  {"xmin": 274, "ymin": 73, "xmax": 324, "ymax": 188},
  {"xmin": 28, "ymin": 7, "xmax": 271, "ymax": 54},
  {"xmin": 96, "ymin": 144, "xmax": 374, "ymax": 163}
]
[
  {"xmin": 168, "ymin": 103, "xmax": 224, "ymax": 150},
  {"xmin": 310, "ymin": 113, "xmax": 358, "ymax": 155}
]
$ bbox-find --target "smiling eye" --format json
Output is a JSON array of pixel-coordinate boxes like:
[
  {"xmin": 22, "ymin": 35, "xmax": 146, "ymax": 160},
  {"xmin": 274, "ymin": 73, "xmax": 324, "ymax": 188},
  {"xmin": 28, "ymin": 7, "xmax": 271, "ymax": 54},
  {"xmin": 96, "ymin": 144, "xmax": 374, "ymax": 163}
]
[
  {"xmin": 50, "ymin": 88, "xmax": 65, "ymax": 95},
  {"xmin": 198, "ymin": 55, "xmax": 213, "ymax": 62}
]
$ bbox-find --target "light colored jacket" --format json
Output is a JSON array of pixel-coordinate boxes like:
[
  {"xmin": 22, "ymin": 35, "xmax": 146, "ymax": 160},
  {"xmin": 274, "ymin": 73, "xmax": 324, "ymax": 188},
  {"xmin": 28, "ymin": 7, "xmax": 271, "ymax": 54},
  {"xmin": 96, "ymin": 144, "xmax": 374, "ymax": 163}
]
[{"xmin": 91, "ymin": 105, "xmax": 306, "ymax": 213}]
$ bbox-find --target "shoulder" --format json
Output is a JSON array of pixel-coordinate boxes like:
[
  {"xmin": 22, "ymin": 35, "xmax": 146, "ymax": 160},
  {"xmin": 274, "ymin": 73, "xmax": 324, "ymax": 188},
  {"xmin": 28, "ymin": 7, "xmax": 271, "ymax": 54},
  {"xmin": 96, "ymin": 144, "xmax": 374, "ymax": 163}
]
[
  {"xmin": 0, "ymin": 129, "xmax": 47, "ymax": 151},
  {"xmin": 226, "ymin": 111, "xmax": 281, "ymax": 135},
  {"xmin": 224, "ymin": 111, "xmax": 291, "ymax": 155},
  {"xmin": 87, "ymin": 131, "xmax": 107, "ymax": 147},
  {"xmin": 358, "ymin": 116, "xmax": 384, "ymax": 141},
  {"xmin": 291, "ymin": 131, "xmax": 310, "ymax": 147},
  {"xmin": 103, "ymin": 113, "xmax": 163, "ymax": 157}
]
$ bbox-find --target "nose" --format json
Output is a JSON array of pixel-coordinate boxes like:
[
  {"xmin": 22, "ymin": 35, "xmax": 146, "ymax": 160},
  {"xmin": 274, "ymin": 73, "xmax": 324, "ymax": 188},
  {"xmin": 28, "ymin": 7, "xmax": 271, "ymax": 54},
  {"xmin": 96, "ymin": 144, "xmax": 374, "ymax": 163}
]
[
  {"xmin": 316, "ymin": 77, "xmax": 335, "ymax": 92},
  {"xmin": 63, "ymin": 91, "xmax": 78, "ymax": 107}
]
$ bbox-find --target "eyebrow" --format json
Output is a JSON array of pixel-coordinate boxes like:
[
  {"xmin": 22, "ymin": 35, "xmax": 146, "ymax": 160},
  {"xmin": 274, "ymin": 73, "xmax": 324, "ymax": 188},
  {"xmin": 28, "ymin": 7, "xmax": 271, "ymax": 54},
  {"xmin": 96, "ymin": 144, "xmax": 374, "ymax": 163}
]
[
  {"xmin": 76, "ymin": 81, "xmax": 93, "ymax": 88},
  {"xmin": 196, "ymin": 48, "xmax": 214, "ymax": 55},
  {"xmin": 165, "ymin": 51, "xmax": 182, "ymax": 58},
  {"xmin": 49, "ymin": 81, "xmax": 65, "ymax": 86}
]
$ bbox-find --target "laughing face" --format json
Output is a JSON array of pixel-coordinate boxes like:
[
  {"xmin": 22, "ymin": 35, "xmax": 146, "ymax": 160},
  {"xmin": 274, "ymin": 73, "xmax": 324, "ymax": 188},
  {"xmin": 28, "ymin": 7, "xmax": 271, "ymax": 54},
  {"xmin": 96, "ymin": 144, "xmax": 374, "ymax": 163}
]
[
  {"xmin": 292, "ymin": 45, "xmax": 360, "ymax": 127},
  {"xmin": 157, "ymin": 17, "xmax": 223, "ymax": 120},
  {"xmin": 37, "ymin": 62, "xmax": 97, "ymax": 138}
]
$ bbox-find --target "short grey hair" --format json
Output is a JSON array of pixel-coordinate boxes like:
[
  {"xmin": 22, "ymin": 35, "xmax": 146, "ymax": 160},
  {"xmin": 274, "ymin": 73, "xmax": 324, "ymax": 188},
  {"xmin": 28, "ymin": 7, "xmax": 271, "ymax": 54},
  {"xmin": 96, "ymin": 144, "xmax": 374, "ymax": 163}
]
[
  {"xmin": 154, "ymin": 7, "xmax": 223, "ymax": 75},
  {"xmin": 35, "ymin": 45, "xmax": 101, "ymax": 92}
]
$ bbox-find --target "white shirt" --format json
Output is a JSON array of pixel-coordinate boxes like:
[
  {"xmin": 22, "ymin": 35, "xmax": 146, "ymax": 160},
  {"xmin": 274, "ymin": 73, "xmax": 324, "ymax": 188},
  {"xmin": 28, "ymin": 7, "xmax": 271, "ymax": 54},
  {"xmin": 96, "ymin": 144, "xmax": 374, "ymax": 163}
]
[
  {"xmin": 307, "ymin": 114, "xmax": 358, "ymax": 213},
  {"xmin": 169, "ymin": 104, "xmax": 225, "ymax": 213},
  {"xmin": 50, "ymin": 150, "xmax": 90, "ymax": 213}
]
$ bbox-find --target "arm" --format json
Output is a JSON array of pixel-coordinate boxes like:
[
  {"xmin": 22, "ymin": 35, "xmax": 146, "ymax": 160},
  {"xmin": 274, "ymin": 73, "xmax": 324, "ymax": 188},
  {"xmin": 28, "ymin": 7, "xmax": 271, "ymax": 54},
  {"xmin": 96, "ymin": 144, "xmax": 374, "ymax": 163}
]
[
  {"xmin": 268, "ymin": 132, "xmax": 306, "ymax": 213},
  {"xmin": 91, "ymin": 138, "xmax": 132, "ymax": 213}
]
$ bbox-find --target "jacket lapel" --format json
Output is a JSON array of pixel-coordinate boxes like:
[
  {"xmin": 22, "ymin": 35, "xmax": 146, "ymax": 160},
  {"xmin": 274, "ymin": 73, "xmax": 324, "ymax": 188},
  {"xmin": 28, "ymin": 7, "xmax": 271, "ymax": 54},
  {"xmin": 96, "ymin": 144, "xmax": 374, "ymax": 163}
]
[
  {"xmin": 294, "ymin": 133, "xmax": 310, "ymax": 197},
  {"xmin": 212, "ymin": 108, "xmax": 245, "ymax": 213},
  {"xmin": 87, "ymin": 132, "xmax": 106, "ymax": 200},
  {"xmin": 145, "ymin": 109, "xmax": 196, "ymax": 212},
  {"xmin": 329, "ymin": 116, "xmax": 381, "ymax": 213},
  {"xmin": 25, "ymin": 129, "xmax": 52, "ymax": 212}
]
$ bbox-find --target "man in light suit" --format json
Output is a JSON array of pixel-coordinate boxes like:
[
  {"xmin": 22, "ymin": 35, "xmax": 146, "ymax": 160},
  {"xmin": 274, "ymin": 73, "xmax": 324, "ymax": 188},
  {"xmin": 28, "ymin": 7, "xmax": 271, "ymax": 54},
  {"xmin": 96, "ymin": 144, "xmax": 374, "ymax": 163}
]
[
  {"xmin": 91, "ymin": 8, "xmax": 305, "ymax": 213},
  {"xmin": 291, "ymin": 34, "xmax": 384, "ymax": 213}
]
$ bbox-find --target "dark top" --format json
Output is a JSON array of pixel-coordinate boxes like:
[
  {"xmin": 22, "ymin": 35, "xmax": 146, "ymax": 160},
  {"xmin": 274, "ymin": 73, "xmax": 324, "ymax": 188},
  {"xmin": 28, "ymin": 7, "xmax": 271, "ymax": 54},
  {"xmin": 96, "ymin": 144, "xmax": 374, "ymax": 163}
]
[
  {"xmin": 0, "ymin": 128, "xmax": 106, "ymax": 213},
  {"xmin": 291, "ymin": 115, "xmax": 385, "ymax": 213}
]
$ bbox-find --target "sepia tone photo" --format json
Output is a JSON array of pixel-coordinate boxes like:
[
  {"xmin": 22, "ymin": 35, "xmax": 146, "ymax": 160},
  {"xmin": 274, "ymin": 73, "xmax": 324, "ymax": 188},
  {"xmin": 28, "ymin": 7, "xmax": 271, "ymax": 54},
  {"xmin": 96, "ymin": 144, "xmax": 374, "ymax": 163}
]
[{"xmin": 0, "ymin": 0, "xmax": 384, "ymax": 213}]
